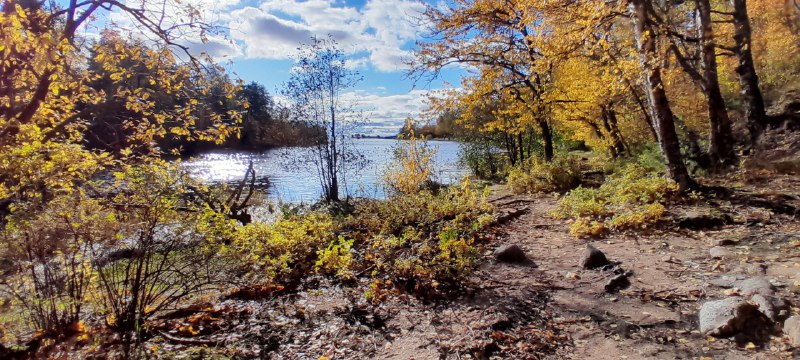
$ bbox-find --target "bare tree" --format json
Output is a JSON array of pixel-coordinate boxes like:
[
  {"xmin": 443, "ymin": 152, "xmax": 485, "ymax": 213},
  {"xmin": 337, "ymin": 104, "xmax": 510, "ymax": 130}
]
[{"xmin": 282, "ymin": 36, "xmax": 362, "ymax": 202}]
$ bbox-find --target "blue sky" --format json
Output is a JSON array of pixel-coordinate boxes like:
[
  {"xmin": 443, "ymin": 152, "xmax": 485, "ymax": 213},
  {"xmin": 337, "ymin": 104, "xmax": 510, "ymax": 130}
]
[{"xmin": 88, "ymin": 0, "xmax": 464, "ymax": 135}]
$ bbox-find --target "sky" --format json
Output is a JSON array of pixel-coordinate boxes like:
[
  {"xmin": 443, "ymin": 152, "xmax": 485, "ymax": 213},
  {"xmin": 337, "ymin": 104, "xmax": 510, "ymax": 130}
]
[{"xmin": 78, "ymin": 0, "xmax": 465, "ymax": 136}]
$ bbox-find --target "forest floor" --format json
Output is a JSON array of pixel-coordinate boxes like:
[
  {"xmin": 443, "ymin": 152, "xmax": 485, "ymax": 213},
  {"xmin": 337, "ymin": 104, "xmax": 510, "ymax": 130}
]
[{"xmin": 143, "ymin": 168, "xmax": 800, "ymax": 360}]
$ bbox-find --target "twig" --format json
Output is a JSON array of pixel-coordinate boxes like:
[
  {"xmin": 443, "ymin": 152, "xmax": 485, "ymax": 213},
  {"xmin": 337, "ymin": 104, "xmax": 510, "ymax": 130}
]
[{"xmin": 158, "ymin": 331, "xmax": 224, "ymax": 346}]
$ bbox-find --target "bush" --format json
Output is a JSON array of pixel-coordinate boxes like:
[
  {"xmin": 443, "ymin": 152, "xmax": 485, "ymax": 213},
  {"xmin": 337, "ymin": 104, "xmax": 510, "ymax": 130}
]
[
  {"xmin": 233, "ymin": 212, "xmax": 336, "ymax": 284},
  {"xmin": 0, "ymin": 162, "xmax": 235, "ymax": 345},
  {"xmin": 384, "ymin": 131, "xmax": 438, "ymax": 195},
  {"xmin": 0, "ymin": 193, "xmax": 114, "ymax": 335},
  {"xmin": 507, "ymin": 156, "xmax": 582, "ymax": 194},
  {"xmin": 459, "ymin": 140, "xmax": 509, "ymax": 180},
  {"xmin": 347, "ymin": 179, "xmax": 493, "ymax": 299},
  {"xmin": 552, "ymin": 164, "xmax": 678, "ymax": 237},
  {"xmin": 94, "ymin": 163, "xmax": 232, "ymax": 338}
]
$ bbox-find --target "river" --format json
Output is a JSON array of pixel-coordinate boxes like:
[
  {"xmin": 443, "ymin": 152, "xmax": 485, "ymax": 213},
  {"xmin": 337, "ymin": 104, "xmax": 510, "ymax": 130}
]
[{"xmin": 181, "ymin": 138, "xmax": 470, "ymax": 203}]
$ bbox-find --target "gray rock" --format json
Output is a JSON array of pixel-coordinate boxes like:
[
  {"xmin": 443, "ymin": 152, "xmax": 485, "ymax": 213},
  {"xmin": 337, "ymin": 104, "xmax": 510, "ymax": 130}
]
[
  {"xmin": 737, "ymin": 277, "xmax": 774, "ymax": 297},
  {"xmin": 698, "ymin": 297, "xmax": 763, "ymax": 337},
  {"xmin": 784, "ymin": 316, "xmax": 800, "ymax": 346},
  {"xmin": 732, "ymin": 263, "xmax": 768, "ymax": 276},
  {"xmin": 605, "ymin": 273, "xmax": 631, "ymax": 293},
  {"xmin": 755, "ymin": 294, "xmax": 790, "ymax": 321},
  {"xmin": 714, "ymin": 238, "xmax": 738, "ymax": 246},
  {"xmin": 579, "ymin": 244, "xmax": 610, "ymax": 269},
  {"xmin": 750, "ymin": 294, "xmax": 776, "ymax": 321},
  {"xmin": 708, "ymin": 274, "xmax": 747, "ymax": 288},
  {"xmin": 709, "ymin": 246, "xmax": 732, "ymax": 259},
  {"xmin": 494, "ymin": 244, "xmax": 528, "ymax": 263}
]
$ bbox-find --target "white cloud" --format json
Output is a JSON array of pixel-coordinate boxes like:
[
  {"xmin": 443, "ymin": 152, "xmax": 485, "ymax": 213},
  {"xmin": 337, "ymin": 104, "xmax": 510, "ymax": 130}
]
[
  {"xmin": 341, "ymin": 89, "xmax": 439, "ymax": 135},
  {"xmin": 101, "ymin": 0, "xmax": 427, "ymax": 71},
  {"xmin": 228, "ymin": 0, "xmax": 426, "ymax": 72}
]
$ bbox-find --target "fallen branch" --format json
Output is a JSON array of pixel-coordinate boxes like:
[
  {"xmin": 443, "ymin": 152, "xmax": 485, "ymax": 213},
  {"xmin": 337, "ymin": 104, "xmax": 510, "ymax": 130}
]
[{"xmin": 158, "ymin": 331, "xmax": 225, "ymax": 346}]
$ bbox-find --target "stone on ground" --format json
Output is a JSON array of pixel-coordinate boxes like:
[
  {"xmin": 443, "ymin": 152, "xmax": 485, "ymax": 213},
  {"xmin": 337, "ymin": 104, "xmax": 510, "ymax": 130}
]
[
  {"xmin": 698, "ymin": 297, "xmax": 764, "ymax": 337},
  {"xmin": 709, "ymin": 246, "xmax": 732, "ymax": 259},
  {"xmin": 604, "ymin": 273, "xmax": 631, "ymax": 293},
  {"xmin": 494, "ymin": 244, "xmax": 528, "ymax": 263},
  {"xmin": 737, "ymin": 277, "xmax": 774, "ymax": 297},
  {"xmin": 579, "ymin": 244, "xmax": 610, "ymax": 270},
  {"xmin": 677, "ymin": 210, "xmax": 732, "ymax": 229},
  {"xmin": 784, "ymin": 316, "xmax": 800, "ymax": 346}
]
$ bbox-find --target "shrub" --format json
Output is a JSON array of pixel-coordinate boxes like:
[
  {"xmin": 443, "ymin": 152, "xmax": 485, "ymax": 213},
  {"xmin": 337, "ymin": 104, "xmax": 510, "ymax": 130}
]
[
  {"xmin": 0, "ymin": 193, "xmax": 114, "ymax": 335},
  {"xmin": 384, "ymin": 131, "xmax": 439, "ymax": 195},
  {"xmin": 348, "ymin": 180, "xmax": 492, "ymax": 299},
  {"xmin": 233, "ymin": 212, "xmax": 336, "ymax": 284},
  {"xmin": 0, "ymin": 162, "xmax": 235, "ymax": 344},
  {"xmin": 459, "ymin": 140, "xmax": 509, "ymax": 180},
  {"xmin": 552, "ymin": 164, "xmax": 679, "ymax": 237},
  {"xmin": 94, "ymin": 163, "xmax": 232, "ymax": 338},
  {"xmin": 315, "ymin": 236, "xmax": 355, "ymax": 279},
  {"xmin": 507, "ymin": 156, "xmax": 582, "ymax": 194}
]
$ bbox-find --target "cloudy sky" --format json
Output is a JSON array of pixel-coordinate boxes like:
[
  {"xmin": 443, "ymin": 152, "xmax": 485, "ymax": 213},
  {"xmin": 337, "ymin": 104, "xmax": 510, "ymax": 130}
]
[{"xmin": 91, "ymin": 0, "xmax": 465, "ymax": 136}]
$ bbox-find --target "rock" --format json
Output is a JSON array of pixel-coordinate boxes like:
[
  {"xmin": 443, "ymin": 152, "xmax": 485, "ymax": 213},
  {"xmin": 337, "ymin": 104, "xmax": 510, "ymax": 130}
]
[
  {"xmin": 749, "ymin": 294, "xmax": 776, "ymax": 321},
  {"xmin": 494, "ymin": 244, "xmax": 528, "ymax": 263},
  {"xmin": 661, "ymin": 255, "xmax": 673, "ymax": 263},
  {"xmin": 699, "ymin": 297, "xmax": 764, "ymax": 337},
  {"xmin": 784, "ymin": 316, "xmax": 800, "ymax": 346},
  {"xmin": 732, "ymin": 263, "xmax": 768, "ymax": 276},
  {"xmin": 714, "ymin": 238, "xmax": 738, "ymax": 246},
  {"xmin": 753, "ymin": 294, "xmax": 790, "ymax": 322},
  {"xmin": 737, "ymin": 277, "xmax": 774, "ymax": 297},
  {"xmin": 579, "ymin": 244, "xmax": 610, "ymax": 269},
  {"xmin": 709, "ymin": 246, "xmax": 732, "ymax": 259},
  {"xmin": 708, "ymin": 274, "xmax": 747, "ymax": 288},
  {"xmin": 605, "ymin": 273, "xmax": 631, "ymax": 293},
  {"xmin": 677, "ymin": 210, "xmax": 732, "ymax": 230}
]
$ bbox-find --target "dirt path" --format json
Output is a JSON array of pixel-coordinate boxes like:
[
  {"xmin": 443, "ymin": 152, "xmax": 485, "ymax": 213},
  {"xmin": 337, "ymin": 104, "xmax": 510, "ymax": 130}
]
[{"xmin": 441, "ymin": 185, "xmax": 800, "ymax": 359}]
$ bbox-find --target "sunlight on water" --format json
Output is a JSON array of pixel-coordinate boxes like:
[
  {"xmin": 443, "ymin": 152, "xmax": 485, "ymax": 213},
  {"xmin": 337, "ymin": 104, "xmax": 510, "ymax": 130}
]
[{"xmin": 181, "ymin": 138, "xmax": 470, "ymax": 203}]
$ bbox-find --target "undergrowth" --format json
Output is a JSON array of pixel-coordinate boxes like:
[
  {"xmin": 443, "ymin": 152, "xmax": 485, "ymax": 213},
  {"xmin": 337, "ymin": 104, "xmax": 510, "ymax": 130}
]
[
  {"xmin": 507, "ymin": 156, "xmax": 582, "ymax": 194},
  {"xmin": 229, "ymin": 178, "xmax": 494, "ymax": 301},
  {"xmin": 551, "ymin": 163, "xmax": 679, "ymax": 237}
]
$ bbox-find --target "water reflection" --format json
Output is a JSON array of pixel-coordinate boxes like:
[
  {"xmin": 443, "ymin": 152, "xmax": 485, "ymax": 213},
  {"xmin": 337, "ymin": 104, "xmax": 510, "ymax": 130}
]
[{"xmin": 181, "ymin": 138, "xmax": 469, "ymax": 203}]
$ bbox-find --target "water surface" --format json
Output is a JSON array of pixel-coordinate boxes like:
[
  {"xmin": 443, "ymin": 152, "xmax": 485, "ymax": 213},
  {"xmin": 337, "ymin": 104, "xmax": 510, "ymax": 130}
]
[{"xmin": 181, "ymin": 138, "xmax": 469, "ymax": 203}]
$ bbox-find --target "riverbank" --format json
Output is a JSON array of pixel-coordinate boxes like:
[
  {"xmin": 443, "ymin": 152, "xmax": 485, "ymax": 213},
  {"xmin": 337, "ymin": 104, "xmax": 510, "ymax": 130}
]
[
  {"xmin": 144, "ymin": 175, "xmax": 799, "ymax": 359},
  {"xmin": 29, "ymin": 173, "xmax": 797, "ymax": 359}
]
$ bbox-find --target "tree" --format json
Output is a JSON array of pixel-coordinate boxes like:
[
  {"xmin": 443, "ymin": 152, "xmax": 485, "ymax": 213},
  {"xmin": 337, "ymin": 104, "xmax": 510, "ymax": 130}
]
[
  {"xmin": 664, "ymin": 0, "xmax": 736, "ymax": 169},
  {"xmin": 282, "ymin": 36, "xmax": 362, "ymax": 202},
  {"xmin": 238, "ymin": 82, "xmax": 275, "ymax": 148},
  {"xmin": 630, "ymin": 0, "xmax": 696, "ymax": 191},
  {"xmin": 730, "ymin": 0, "xmax": 768, "ymax": 141},
  {"xmin": 411, "ymin": 0, "xmax": 559, "ymax": 162}
]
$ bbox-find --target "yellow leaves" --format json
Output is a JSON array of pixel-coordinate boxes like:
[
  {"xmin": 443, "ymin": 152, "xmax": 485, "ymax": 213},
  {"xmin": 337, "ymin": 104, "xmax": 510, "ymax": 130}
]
[{"xmin": 15, "ymin": 4, "xmax": 27, "ymax": 19}]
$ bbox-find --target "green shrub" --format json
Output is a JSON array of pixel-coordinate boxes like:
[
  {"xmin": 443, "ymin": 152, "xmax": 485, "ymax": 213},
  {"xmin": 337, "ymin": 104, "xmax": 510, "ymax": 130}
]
[
  {"xmin": 233, "ymin": 212, "xmax": 335, "ymax": 283},
  {"xmin": 347, "ymin": 179, "xmax": 493, "ymax": 299},
  {"xmin": 552, "ymin": 164, "xmax": 678, "ymax": 237},
  {"xmin": 315, "ymin": 236, "xmax": 355, "ymax": 279},
  {"xmin": 507, "ymin": 156, "xmax": 582, "ymax": 194}
]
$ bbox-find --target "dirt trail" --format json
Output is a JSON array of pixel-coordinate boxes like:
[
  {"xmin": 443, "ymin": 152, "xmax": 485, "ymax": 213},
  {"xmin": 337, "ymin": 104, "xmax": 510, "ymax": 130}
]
[{"xmin": 443, "ymin": 185, "xmax": 800, "ymax": 359}]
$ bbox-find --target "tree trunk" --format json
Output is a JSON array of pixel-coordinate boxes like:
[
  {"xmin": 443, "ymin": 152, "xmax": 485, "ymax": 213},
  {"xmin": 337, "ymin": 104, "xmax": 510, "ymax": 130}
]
[
  {"xmin": 601, "ymin": 104, "xmax": 628, "ymax": 158},
  {"xmin": 626, "ymin": 80, "xmax": 659, "ymax": 140},
  {"xmin": 731, "ymin": 0, "xmax": 768, "ymax": 142},
  {"xmin": 539, "ymin": 119, "xmax": 554, "ymax": 162},
  {"xmin": 631, "ymin": 0, "xmax": 696, "ymax": 191},
  {"xmin": 697, "ymin": 0, "xmax": 737, "ymax": 169}
]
